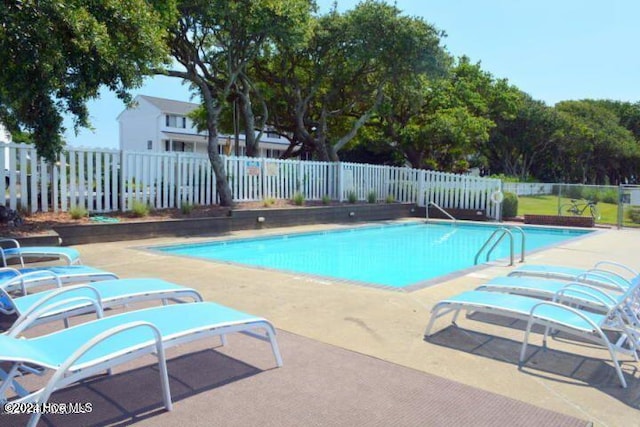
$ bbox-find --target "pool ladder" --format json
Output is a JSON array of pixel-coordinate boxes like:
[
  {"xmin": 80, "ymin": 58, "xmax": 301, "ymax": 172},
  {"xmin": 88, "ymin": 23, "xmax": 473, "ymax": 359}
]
[{"xmin": 474, "ymin": 226, "xmax": 526, "ymax": 266}]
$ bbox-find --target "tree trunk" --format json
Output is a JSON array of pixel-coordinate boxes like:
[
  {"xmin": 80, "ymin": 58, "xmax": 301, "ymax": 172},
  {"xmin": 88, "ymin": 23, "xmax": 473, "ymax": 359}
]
[
  {"xmin": 237, "ymin": 75, "xmax": 260, "ymax": 157},
  {"xmin": 205, "ymin": 103, "xmax": 233, "ymax": 206}
]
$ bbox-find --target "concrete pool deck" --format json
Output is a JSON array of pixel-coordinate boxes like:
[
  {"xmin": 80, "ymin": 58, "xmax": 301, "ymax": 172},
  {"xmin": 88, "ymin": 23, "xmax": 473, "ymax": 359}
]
[{"xmin": 62, "ymin": 221, "xmax": 639, "ymax": 425}]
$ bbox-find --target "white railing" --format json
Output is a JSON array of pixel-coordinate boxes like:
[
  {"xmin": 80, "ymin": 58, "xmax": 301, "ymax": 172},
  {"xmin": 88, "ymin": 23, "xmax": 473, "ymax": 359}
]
[{"xmin": 1, "ymin": 143, "xmax": 502, "ymax": 219}]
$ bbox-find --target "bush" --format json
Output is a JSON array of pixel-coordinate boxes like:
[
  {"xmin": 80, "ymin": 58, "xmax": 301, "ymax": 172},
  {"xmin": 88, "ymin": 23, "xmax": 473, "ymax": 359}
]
[
  {"xmin": 292, "ymin": 193, "xmax": 305, "ymax": 206},
  {"xmin": 347, "ymin": 191, "xmax": 357, "ymax": 204},
  {"xmin": 69, "ymin": 206, "xmax": 88, "ymax": 220},
  {"xmin": 627, "ymin": 206, "xmax": 640, "ymax": 224},
  {"xmin": 263, "ymin": 197, "xmax": 276, "ymax": 207},
  {"xmin": 563, "ymin": 185, "xmax": 584, "ymax": 200},
  {"xmin": 321, "ymin": 195, "xmax": 331, "ymax": 205},
  {"xmin": 385, "ymin": 195, "xmax": 395, "ymax": 204},
  {"xmin": 181, "ymin": 203, "xmax": 195, "ymax": 215},
  {"xmin": 131, "ymin": 200, "xmax": 150, "ymax": 217},
  {"xmin": 367, "ymin": 191, "xmax": 376, "ymax": 204},
  {"xmin": 501, "ymin": 191, "xmax": 518, "ymax": 218}
]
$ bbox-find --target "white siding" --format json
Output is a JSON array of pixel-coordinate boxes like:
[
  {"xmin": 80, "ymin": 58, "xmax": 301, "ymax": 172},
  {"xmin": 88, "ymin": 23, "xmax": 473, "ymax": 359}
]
[{"xmin": 118, "ymin": 98, "xmax": 161, "ymax": 152}]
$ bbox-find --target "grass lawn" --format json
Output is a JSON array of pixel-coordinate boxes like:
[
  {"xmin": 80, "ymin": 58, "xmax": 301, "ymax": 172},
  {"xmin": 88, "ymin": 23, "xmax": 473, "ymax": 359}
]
[{"xmin": 517, "ymin": 195, "xmax": 620, "ymax": 225}]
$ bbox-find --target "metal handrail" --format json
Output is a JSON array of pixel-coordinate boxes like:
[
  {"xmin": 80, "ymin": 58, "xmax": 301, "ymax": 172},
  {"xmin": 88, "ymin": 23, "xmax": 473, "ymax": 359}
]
[
  {"xmin": 475, "ymin": 227, "xmax": 514, "ymax": 266},
  {"xmin": 474, "ymin": 225, "xmax": 526, "ymax": 266},
  {"xmin": 426, "ymin": 202, "xmax": 457, "ymax": 224},
  {"xmin": 508, "ymin": 225, "xmax": 526, "ymax": 263}
]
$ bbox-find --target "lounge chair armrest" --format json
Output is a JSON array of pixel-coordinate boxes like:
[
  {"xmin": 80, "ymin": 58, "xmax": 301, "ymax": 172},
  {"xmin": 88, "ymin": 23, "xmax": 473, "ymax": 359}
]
[
  {"xmin": 555, "ymin": 282, "xmax": 619, "ymax": 306},
  {"xmin": 594, "ymin": 260, "xmax": 639, "ymax": 277},
  {"xmin": 33, "ymin": 321, "xmax": 172, "ymax": 424},
  {"xmin": 577, "ymin": 270, "xmax": 629, "ymax": 290},
  {"xmin": 0, "ymin": 238, "xmax": 20, "ymax": 248},
  {"xmin": 528, "ymin": 301, "xmax": 604, "ymax": 332},
  {"xmin": 7, "ymin": 285, "xmax": 103, "ymax": 336},
  {"xmin": 4, "ymin": 270, "xmax": 64, "ymax": 295},
  {"xmin": 0, "ymin": 267, "xmax": 21, "ymax": 276}
]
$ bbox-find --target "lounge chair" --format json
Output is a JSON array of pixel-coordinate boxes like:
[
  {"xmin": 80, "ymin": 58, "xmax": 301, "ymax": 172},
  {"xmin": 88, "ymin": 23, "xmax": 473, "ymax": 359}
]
[
  {"xmin": 0, "ymin": 266, "xmax": 118, "ymax": 295},
  {"xmin": 508, "ymin": 261, "xmax": 639, "ymax": 290},
  {"xmin": 1, "ymin": 278, "xmax": 204, "ymax": 333},
  {"xmin": 425, "ymin": 290, "xmax": 639, "ymax": 388},
  {"xmin": 0, "ymin": 301, "xmax": 282, "ymax": 427},
  {"xmin": 476, "ymin": 276, "xmax": 635, "ymax": 314},
  {"xmin": 0, "ymin": 238, "xmax": 81, "ymax": 267}
]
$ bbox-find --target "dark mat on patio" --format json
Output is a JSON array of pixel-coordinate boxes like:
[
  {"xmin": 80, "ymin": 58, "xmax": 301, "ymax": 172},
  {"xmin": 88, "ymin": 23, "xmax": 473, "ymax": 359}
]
[{"xmin": 2, "ymin": 330, "xmax": 590, "ymax": 427}]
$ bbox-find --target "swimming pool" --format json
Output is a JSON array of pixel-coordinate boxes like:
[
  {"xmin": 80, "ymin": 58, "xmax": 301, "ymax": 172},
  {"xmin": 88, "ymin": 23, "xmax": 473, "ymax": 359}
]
[{"xmin": 153, "ymin": 223, "xmax": 593, "ymax": 289}]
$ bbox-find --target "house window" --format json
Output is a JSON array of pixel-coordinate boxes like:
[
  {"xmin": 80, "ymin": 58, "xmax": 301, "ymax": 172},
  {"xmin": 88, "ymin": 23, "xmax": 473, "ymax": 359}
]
[
  {"xmin": 165, "ymin": 115, "xmax": 186, "ymax": 128},
  {"xmin": 147, "ymin": 140, "xmax": 153, "ymax": 150}
]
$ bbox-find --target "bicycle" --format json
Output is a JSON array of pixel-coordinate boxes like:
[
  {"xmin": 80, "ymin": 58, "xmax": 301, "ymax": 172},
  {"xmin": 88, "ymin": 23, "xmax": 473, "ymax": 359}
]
[{"xmin": 561, "ymin": 199, "xmax": 601, "ymax": 220}]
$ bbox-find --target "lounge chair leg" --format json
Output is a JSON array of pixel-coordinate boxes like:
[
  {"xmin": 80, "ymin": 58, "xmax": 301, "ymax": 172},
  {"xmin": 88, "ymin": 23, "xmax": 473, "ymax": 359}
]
[
  {"xmin": 155, "ymin": 340, "xmax": 173, "ymax": 411},
  {"xmin": 519, "ymin": 318, "xmax": 535, "ymax": 368},
  {"xmin": 604, "ymin": 339, "xmax": 627, "ymax": 388},
  {"xmin": 265, "ymin": 327, "xmax": 283, "ymax": 367},
  {"xmin": 220, "ymin": 334, "xmax": 228, "ymax": 346}
]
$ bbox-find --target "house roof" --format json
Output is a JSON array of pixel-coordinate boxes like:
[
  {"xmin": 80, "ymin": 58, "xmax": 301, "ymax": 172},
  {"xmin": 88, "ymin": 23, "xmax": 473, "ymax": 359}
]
[{"xmin": 138, "ymin": 95, "xmax": 198, "ymax": 115}]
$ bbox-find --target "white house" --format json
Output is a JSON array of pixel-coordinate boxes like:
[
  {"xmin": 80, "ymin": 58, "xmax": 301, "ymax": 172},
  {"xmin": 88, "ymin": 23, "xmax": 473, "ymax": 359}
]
[{"xmin": 117, "ymin": 95, "xmax": 289, "ymax": 158}]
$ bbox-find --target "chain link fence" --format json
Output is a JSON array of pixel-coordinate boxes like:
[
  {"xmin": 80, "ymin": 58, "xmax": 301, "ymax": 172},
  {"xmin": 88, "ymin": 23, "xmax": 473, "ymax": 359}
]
[{"xmin": 503, "ymin": 182, "xmax": 640, "ymax": 228}]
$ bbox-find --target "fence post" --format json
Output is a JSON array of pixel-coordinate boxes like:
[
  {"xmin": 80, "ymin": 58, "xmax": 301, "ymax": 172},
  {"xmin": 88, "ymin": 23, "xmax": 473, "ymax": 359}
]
[
  {"xmin": 119, "ymin": 150, "xmax": 126, "ymax": 212},
  {"xmin": 418, "ymin": 170, "xmax": 426, "ymax": 206},
  {"xmin": 336, "ymin": 162, "xmax": 344, "ymax": 202}
]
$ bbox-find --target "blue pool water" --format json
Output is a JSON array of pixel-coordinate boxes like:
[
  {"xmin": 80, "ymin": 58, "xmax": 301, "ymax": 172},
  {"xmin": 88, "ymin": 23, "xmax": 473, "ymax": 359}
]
[{"xmin": 154, "ymin": 223, "xmax": 592, "ymax": 288}]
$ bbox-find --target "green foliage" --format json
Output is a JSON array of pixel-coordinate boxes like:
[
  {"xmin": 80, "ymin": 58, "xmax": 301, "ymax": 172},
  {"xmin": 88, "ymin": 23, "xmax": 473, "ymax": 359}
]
[
  {"xmin": 347, "ymin": 191, "xmax": 358, "ymax": 204},
  {"xmin": 0, "ymin": 1, "xmax": 175, "ymax": 161},
  {"xmin": 254, "ymin": 1, "xmax": 447, "ymax": 161},
  {"xmin": 385, "ymin": 195, "xmax": 395, "ymax": 203},
  {"xmin": 292, "ymin": 193, "xmax": 305, "ymax": 206},
  {"xmin": 564, "ymin": 186, "xmax": 584, "ymax": 200},
  {"xmin": 367, "ymin": 191, "xmax": 377, "ymax": 203},
  {"xmin": 181, "ymin": 203, "xmax": 195, "ymax": 215},
  {"xmin": 627, "ymin": 206, "xmax": 640, "ymax": 224},
  {"xmin": 131, "ymin": 200, "xmax": 150, "ymax": 218},
  {"xmin": 69, "ymin": 206, "xmax": 88, "ymax": 220},
  {"xmin": 263, "ymin": 197, "xmax": 276, "ymax": 207},
  {"xmin": 501, "ymin": 192, "xmax": 518, "ymax": 218},
  {"xmin": 322, "ymin": 195, "xmax": 331, "ymax": 205}
]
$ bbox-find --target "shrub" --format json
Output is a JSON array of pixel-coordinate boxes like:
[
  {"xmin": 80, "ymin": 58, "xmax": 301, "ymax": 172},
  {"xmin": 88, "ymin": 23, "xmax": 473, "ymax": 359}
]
[
  {"xmin": 367, "ymin": 191, "xmax": 376, "ymax": 204},
  {"xmin": 347, "ymin": 191, "xmax": 357, "ymax": 204},
  {"xmin": 181, "ymin": 203, "xmax": 195, "ymax": 215},
  {"xmin": 131, "ymin": 200, "xmax": 150, "ymax": 217},
  {"xmin": 321, "ymin": 195, "xmax": 331, "ymax": 205},
  {"xmin": 385, "ymin": 195, "xmax": 395, "ymax": 204},
  {"xmin": 292, "ymin": 192, "xmax": 305, "ymax": 206},
  {"xmin": 501, "ymin": 191, "xmax": 518, "ymax": 218},
  {"xmin": 69, "ymin": 206, "xmax": 88, "ymax": 220},
  {"xmin": 627, "ymin": 206, "xmax": 640, "ymax": 224},
  {"xmin": 563, "ymin": 185, "xmax": 584, "ymax": 200},
  {"xmin": 263, "ymin": 197, "xmax": 276, "ymax": 207}
]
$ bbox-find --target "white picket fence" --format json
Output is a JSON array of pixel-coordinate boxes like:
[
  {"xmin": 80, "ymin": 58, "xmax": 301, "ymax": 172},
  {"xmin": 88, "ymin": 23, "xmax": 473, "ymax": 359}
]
[{"xmin": 1, "ymin": 143, "xmax": 502, "ymax": 218}]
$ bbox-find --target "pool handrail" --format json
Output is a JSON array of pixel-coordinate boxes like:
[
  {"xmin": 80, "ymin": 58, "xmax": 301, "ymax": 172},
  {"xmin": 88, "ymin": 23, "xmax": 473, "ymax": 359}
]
[
  {"xmin": 426, "ymin": 202, "xmax": 457, "ymax": 224},
  {"xmin": 474, "ymin": 225, "xmax": 526, "ymax": 266}
]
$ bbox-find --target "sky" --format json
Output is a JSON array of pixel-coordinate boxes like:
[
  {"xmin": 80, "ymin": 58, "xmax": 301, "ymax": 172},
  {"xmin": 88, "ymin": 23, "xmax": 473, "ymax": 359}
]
[{"xmin": 64, "ymin": 0, "xmax": 640, "ymax": 149}]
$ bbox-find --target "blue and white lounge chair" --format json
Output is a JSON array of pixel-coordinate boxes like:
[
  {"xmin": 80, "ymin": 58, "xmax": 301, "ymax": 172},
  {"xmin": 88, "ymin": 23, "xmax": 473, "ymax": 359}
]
[
  {"xmin": 425, "ymin": 290, "xmax": 639, "ymax": 388},
  {"xmin": 0, "ymin": 302, "xmax": 282, "ymax": 427},
  {"xmin": 0, "ymin": 266, "xmax": 118, "ymax": 295},
  {"xmin": 1, "ymin": 278, "xmax": 204, "ymax": 333},
  {"xmin": 509, "ymin": 261, "xmax": 639, "ymax": 290},
  {"xmin": 476, "ymin": 276, "xmax": 636, "ymax": 314},
  {"xmin": 0, "ymin": 238, "xmax": 81, "ymax": 267}
]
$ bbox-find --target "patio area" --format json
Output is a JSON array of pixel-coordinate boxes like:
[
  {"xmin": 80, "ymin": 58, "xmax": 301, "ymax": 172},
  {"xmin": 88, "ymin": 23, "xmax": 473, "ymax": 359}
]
[{"xmin": 7, "ymin": 221, "xmax": 640, "ymax": 426}]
